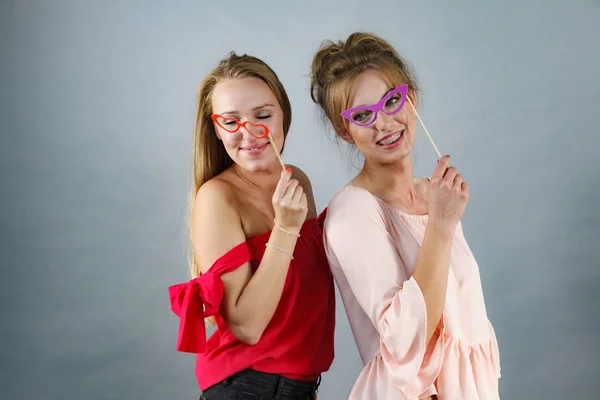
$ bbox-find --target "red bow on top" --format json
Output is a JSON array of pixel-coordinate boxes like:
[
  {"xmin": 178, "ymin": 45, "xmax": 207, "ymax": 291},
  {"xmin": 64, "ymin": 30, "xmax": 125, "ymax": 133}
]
[
  {"xmin": 168, "ymin": 242, "xmax": 253, "ymax": 354},
  {"xmin": 168, "ymin": 273, "xmax": 224, "ymax": 353}
]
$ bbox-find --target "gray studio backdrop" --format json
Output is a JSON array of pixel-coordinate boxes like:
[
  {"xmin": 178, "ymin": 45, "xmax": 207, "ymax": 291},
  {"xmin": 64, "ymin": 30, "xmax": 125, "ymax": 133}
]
[{"xmin": 1, "ymin": 0, "xmax": 599, "ymax": 399}]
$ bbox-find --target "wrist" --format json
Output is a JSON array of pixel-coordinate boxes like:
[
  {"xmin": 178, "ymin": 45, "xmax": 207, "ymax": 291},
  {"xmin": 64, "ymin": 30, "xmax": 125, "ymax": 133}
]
[
  {"xmin": 267, "ymin": 228, "xmax": 298, "ymax": 256},
  {"xmin": 265, "ymin": 242, "xmax": 294, "ymax": 260},
  {"xmin": 273, "ymin": 218, "xmax": 301, "ymax": 237},
  {"xmin": 426, "ymin": 218, "xmax": 457, "ymax": 237}
]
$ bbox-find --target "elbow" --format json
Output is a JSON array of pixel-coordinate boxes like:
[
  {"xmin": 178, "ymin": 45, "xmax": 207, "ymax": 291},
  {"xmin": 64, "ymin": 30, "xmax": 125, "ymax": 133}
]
[
  {"xmin": 239, "ymin": 335, "xmax": 261, "ymax": 346},
  {"xmin": 230, "ymin": 324, "xmax": 263, "ymax": 346}
]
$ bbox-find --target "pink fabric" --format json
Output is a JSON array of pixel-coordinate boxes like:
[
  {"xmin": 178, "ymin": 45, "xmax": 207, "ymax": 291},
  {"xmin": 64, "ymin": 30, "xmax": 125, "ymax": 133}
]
[{"xmin": 323, "ymin": 186, "xmax": 501, "ymax": 400}]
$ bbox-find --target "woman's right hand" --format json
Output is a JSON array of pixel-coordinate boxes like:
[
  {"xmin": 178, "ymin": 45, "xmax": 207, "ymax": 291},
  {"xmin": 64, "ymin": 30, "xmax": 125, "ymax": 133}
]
[
  {"xmin": 427, "ymin": 155, "xmax": 469, "ymax": 229},
  {"xmin": 272, "ymin": 167, "xmax": 308, "ymax": 233}
]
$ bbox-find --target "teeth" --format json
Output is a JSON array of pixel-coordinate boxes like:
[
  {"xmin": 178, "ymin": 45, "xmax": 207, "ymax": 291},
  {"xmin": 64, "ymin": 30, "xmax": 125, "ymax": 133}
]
[{"xmin": 378, "ymin": 131, "xmax": 402, "ymax": 145}]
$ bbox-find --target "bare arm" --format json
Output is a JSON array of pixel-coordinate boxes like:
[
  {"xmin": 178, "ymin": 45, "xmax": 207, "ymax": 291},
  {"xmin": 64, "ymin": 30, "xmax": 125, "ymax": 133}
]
[
  {"xmin": 411, "ymin": 222, "xmax": 455, "ymax": 344},
  {"xmin": 193, "ymin": 169, "xmax": 307, "ymax": 345}
]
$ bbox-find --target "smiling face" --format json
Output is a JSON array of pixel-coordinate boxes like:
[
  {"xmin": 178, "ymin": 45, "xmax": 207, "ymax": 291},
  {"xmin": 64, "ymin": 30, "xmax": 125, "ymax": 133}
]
[
  {"xmin": 211, "ymin": 77, "xmax": 285, "ymax": 172},
  {"xmin": 339, "ymin": 69, "xmax": 417, "ymax": 166}
]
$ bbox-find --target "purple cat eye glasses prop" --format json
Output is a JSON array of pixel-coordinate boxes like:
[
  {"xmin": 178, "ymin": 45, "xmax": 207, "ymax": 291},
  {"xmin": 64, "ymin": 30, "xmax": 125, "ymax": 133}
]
[{"xmin": 339, "ymin": 84, "xmax": 442, "ymax": 158}]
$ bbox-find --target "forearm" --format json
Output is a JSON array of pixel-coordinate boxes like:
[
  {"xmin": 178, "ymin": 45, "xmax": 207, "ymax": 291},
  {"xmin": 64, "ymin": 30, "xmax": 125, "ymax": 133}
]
[
  {"xmin": 412, "ymin": 221, "xmax": 455, "ymax": 344},
  {"xmin": 229, "ymin": 228, "xmax": 298, "ymax": 343}
]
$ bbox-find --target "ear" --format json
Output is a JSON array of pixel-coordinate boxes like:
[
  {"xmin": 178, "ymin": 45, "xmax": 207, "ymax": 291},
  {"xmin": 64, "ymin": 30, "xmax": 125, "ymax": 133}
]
[
  {"xmin": 338, "ymin": 130, "xmax": 355, "ymax": 144},
  {"xmin": 408, "ymin": 89, "xmax": 418, "ymax": 109},
  {"xmin": 213, "ymin": 125, "xmax": 222, "ymax": 140}
]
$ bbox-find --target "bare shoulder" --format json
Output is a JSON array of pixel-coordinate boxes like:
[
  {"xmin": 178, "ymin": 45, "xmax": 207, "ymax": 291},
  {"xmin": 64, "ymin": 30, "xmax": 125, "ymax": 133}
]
[
  {"xmin": 194, "ymin": 177, "xmax": 235, "ymax": 208},
  {"xmin": 287, "ymin": 164, "xmax": 317, "ymax": 217},
  {"xmin": 193, "ymin": 178, "xmax": 245, "ymax": 273},
  {"xmin": 194, "ymin": 177, "xmax": 240, "ymax": 223},
  {"xmin": 195, "ymin": 177, "xmax": 235, "ymax": 204}
]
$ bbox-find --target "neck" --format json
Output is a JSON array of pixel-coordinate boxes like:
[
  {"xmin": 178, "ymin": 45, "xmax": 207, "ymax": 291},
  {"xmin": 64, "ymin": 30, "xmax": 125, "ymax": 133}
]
[
  {"xmin": 359, "ymin": 155, "xmax": 419, "ymax": 207},
  {"xmin": 232, "ymin": 163, "xmax": 281, "ymax": 195}
]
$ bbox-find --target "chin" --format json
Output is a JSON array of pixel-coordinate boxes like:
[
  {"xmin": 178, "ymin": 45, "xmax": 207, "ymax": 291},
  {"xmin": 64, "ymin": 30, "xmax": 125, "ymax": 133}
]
[{"xmin": 236, "ymin": 157, "xmax": 277, "ymax": 173}]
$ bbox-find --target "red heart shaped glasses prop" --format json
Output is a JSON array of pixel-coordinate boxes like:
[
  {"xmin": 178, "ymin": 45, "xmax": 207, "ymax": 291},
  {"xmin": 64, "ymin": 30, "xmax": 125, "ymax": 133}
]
[{"xmin": 211, "ymin": 114, "xmax": 285, "ymax": 170}]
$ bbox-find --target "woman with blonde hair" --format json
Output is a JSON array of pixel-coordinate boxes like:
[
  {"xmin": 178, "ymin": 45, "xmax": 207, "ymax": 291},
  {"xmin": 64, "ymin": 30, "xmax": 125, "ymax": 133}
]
[
  {"xmin": 310, "ymin": 32, "xmax": 501, "ymax": 399},
  {"xmin": 168, "ymin": 52, "xmax": 335, "ymax": 399}
]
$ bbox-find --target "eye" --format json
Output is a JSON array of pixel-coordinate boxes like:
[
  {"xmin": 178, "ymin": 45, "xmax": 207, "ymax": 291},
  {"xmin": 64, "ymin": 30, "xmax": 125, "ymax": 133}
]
[
  {"xmin": 215, "ymin": 115, "xmax": 240, "ymax": 131},
  {"xmin": 385, "ymin": 95, "xmax": 400, "ymax": 107},
  {"xmin": 256, "ymin": 114, "xmax": 272, "ymax": 120},
  {"xmin": 352, "ymin": 110, "xmax": 372, "ymax": 123}
]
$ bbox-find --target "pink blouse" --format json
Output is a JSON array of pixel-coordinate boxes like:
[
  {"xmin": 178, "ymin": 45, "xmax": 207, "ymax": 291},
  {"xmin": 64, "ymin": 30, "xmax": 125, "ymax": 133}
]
[{"xmin": 323, "ymin": 186, "xmax": 501, "ymax": 400}]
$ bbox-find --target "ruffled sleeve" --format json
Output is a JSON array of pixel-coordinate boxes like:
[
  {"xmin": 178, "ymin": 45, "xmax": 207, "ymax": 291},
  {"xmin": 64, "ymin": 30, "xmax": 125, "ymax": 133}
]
[
  {"xmin": 168, "ymin": 242, "xmax": 252, "ymax": 353},
  {"xmin": 323, "ymin": 189, "xmax": 444, "ymax": 398}
]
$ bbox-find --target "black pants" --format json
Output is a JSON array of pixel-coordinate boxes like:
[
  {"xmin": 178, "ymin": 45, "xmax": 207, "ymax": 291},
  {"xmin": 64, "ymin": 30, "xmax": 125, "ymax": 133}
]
[{"xmin": 200, "ymin": 369, "xmax": 321, "ymax": 400}]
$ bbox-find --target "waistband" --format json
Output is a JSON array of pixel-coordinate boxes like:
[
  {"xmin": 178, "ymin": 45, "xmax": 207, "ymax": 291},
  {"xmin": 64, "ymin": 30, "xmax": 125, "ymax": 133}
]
[{"xmin": 225, "ymin": 369, "xmax": 321, "ymax": 396}]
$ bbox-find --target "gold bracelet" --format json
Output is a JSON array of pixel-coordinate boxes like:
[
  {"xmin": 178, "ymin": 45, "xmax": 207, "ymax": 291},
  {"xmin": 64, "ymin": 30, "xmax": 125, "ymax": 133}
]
[{"xmin": 265, "ymin": 242, "xmax": 294, "ymax": 260}]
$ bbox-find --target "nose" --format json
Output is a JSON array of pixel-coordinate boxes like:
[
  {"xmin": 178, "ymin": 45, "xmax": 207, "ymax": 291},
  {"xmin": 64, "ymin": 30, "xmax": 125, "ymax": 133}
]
[
  {"xmin": 240, "ymin": 126, "xmax": 261, "ymax": 141},
  {"xmin": 374, "ymin": 111, "xmax": 396, "ymax": 132},
  {"xmin": 240, "ymin": 126, "xmax": 253, "ymax": 138},
  {"xmin": 241, "ymin": 121, "xmax": 268, "ymax": 139}
]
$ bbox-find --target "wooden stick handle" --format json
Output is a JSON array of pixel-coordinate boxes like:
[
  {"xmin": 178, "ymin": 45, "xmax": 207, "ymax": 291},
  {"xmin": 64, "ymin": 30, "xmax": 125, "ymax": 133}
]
[
  {"xmin": 406, "ymin": 97, "xmax": 442, "ymax": 158},
  {"xmin": 268, "ymin": 135, "xmax": 286, "ymax": 170}
]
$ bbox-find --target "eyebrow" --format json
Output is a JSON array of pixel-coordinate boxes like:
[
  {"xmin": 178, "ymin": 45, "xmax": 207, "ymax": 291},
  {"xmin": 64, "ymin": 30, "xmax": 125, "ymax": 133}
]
[
  {"xmin": 352, "ymin": 87, "xmax": 396, "ymax": 108},
  {"xmin": 381, "ymin": 87, "xmax": 396, "ymax": 99},
  {"xmin": 221, "ymin": 103, "xmax": 275, "ymax": 115}
]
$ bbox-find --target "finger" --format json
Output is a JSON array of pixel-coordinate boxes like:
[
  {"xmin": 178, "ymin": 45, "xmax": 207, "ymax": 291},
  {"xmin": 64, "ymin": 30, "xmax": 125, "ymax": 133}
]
[
  {"xmin": 282, "ymin": 179, "xmax": 300, "ymax": 201},
  {"xmin": 273, "ymin": 168, "xmax": 292, "ymax": 199},
  {"xmin": 453, "ymin": 173, "xmax": 463, "ymax": 189},
  {"xmin": 461, "ymin": 182, "xmax": 469, "ymax": 196},
  {"xmin": 300, "ymin": 192, "xmax": 307, "ymax": 205},
  {"xmin": 291, "ymin": 185, "xmax": 304, "ymax": 203},
  {"xmin": 443, "ymin": 166, "xmax": 458, "ymax": 183},
  {"xmin": 432, "ymin": 155, "xmax": 450, "ymax": 180}
]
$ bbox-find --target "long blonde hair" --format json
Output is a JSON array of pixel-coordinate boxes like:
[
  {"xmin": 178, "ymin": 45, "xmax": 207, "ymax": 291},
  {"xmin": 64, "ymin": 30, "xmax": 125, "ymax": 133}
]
[
  {"xmin": 188, "ymin": 52, "xmax": 292, "ymax": 281},
  {"xmin": 310, "ymin": 32, "xmax": 419, "ymax": 138}
]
